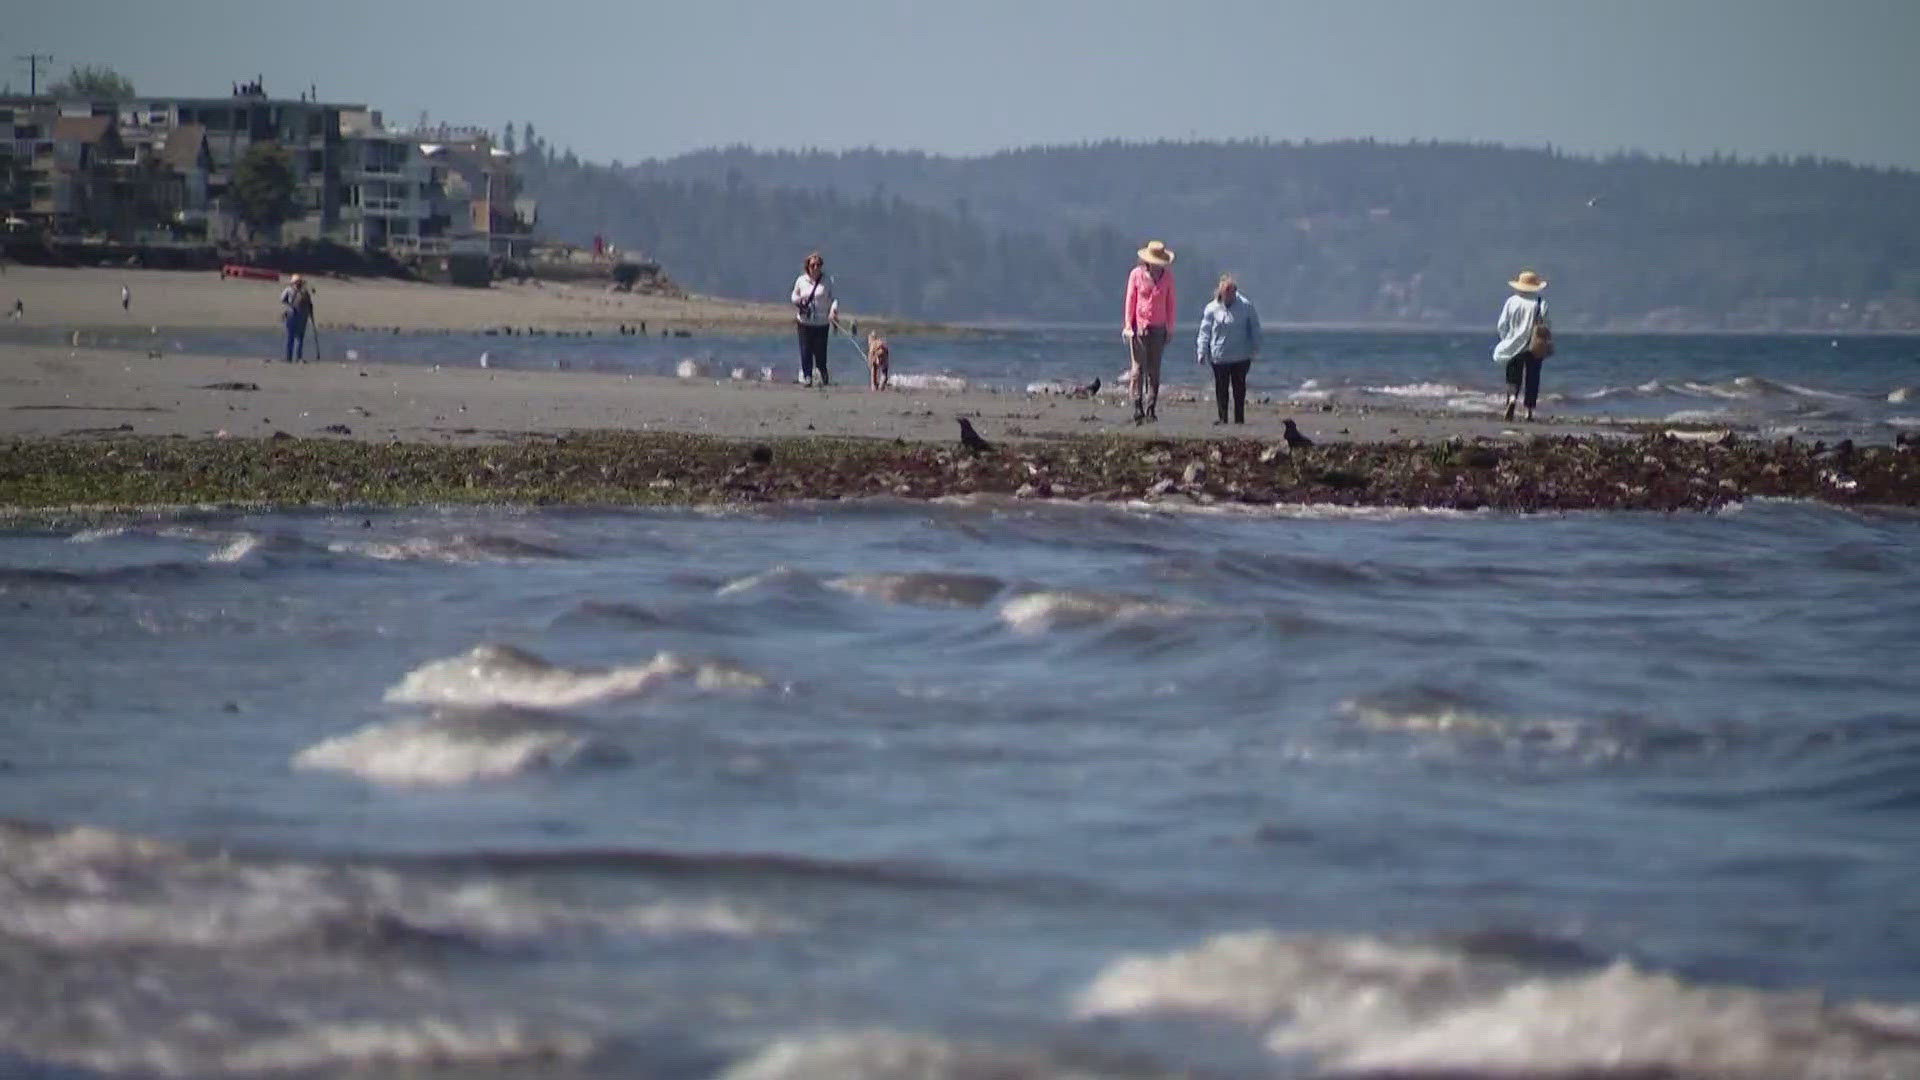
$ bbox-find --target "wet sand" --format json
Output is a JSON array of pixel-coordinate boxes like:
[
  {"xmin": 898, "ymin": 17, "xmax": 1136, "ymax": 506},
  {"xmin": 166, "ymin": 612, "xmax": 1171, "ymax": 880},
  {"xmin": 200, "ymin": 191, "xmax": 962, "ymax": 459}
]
[{"xmin": 0, "ymin": 342, "xmax": 1619, "ymax": 447}]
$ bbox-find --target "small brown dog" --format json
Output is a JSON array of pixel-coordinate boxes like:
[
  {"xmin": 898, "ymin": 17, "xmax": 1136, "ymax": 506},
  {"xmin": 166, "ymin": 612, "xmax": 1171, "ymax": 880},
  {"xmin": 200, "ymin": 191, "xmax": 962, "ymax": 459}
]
[{"xmin": 866, "ymin": 332, "xmax": 891, "ymax": 390}]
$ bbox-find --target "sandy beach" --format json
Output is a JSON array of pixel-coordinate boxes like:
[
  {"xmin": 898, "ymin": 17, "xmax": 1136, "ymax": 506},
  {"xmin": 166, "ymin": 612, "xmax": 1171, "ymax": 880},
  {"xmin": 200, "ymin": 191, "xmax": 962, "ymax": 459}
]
[
  {"xmin": 0, "ymin": 339, "xmax": 1623, "ymax": 447},
  {"xmin": 0, "ymin": 265, "xmax": 829, "ymax": 335},
  {"xmin": 5, "ymin": 268, "xmax": 1914, "ymax": 513}
]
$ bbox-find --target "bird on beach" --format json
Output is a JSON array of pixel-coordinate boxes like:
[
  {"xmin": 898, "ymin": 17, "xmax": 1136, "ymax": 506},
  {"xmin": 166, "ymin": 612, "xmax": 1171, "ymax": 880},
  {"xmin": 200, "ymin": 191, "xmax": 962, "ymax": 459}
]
[
  {"xmin": 1283, "ymin": 419, "xmax": 1314, "ymax": 449},
  {"xmin": 1070, "ymin": 376, "xmax": 1101, "ymax": 399},
  {"xmin": 957, "ymin": 417, "xmax": 993, "ymax": 453}
]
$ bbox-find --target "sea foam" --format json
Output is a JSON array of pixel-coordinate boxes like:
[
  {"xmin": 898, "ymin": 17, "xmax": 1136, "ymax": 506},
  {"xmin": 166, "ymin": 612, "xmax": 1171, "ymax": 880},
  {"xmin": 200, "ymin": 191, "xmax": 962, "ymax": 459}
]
[
  {"xmin": 1074, "ymin": 930, "xmax": 1920, "ymax": 1076},
  {"xmin": 382, "ymin": 643, "xmax": 766, "ymax": 710}
]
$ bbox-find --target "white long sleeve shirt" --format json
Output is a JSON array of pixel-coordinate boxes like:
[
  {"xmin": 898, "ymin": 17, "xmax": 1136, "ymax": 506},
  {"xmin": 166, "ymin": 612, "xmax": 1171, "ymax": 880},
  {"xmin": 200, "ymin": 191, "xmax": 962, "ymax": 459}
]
[
  {"xmin": 1196, "ymin": 293, "xmax": 1262, "ymax": 363},
  {"xmin": 1493, "ymin": 293, "xmax": 1548, "ymax": 363},
  {"xmin": 790, "ymin": 273, "xmax": 840, "ymax": 327}
]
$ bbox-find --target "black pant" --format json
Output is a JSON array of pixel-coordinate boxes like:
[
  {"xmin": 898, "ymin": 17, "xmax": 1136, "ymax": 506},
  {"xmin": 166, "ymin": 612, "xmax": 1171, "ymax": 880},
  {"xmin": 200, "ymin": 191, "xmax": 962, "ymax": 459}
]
[
  {"xmin": 1504, "ymin": 350, "xmax": 1543, "ymax": 410},
  {"xmin": 796, "ymin": 323, "xmax": 829, "ymax": 383},
  {"xmin": 1211, "ymin": 359, "xmax": 1251, "ymax": 423}
]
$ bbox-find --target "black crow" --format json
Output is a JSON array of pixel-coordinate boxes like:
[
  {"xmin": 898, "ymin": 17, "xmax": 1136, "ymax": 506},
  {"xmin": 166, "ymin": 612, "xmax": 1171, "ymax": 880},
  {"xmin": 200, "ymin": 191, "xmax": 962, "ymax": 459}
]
[{"xmin": 958, "ymin": 417, "xmax": 993, "ymax": 452}]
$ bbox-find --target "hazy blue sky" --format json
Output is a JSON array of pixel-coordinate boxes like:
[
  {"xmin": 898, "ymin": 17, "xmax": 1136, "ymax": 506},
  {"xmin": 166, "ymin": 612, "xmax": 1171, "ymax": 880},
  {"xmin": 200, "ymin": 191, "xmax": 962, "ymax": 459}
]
[{"xmin": 9, "ymin": 0, "xmax": 1920, "ymax": 169}]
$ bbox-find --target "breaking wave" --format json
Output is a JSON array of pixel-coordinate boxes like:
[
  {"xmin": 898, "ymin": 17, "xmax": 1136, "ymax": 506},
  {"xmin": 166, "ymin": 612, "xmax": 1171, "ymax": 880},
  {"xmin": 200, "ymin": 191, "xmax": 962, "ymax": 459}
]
[
  {"xmin": 383, "ymin": 643, "xmax": 767, "ymax": 710},
  {"xmin": 294, "ymin": 709, "xmax": 613, "ymax": 785},
  {"xmin": 997, "ymin": 589, "xmax": 1216, "ymax": 634},
  {"xmin": 829, "ymin": 571, "xmax": 1008, "ymax": 608},
  {"xmin": 1074, "ymin": 930, "xmax": 1920, "ymax": 1077}
]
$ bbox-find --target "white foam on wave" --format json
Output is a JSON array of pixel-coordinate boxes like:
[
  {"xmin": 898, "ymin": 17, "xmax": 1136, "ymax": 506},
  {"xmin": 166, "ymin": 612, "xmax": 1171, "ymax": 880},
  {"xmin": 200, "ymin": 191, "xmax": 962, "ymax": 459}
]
[
  {"xmin": 1889, "ymin": 386, "xmax": 1914, "ymax": 404},
  {"xmin": 998, "ymin": 590, "xmax": 1211, "ymax": 634},
  {"xmin": 327, "ymin": 534, "xmax": 565, "ymax": 563},
  {"xmin": 1339, "ymin": 700, "xmax": 1624, "ymax": 761},
  {"xmin": 295, "ymin": 717, "xmax": 592, "ymax": 785},
  {"xmin": 722, "ymin": 1029, "xmax": 1066, "ymax": 1080},
  {"xmin": 1887, "ymin": 416, "xmax": 1920, "ymax": 429},
  {"xmin": 0, "ymin": 822, "xmax": 794, "ymax": 955},
  {"xmin": 1664, "ymin": 409, "xmax": 1733, "ymax": 424},
  {"xmin": 1074, "ymin": 930, "xmax": 1920, "ymax": 1076},
  {"xmin": 208, "ymin": 533, "xmax": 265, "ymax": 563},
  {"xmin": 1364, "ymin": 381, "xmax": 1470, "ymax": 399},
  {"xmin": 66, "ymin": 525, "xmax": 127, "ymax": 543},
  {"xmin": 384, "ymin": 643, "xmax": 766, "ymax": 710},
  {"xmin": 828, "ymin": 571, "xmax": 1006, "ymax": 608},
  {"xmin": 889, "ymin": 372, "xmax": 969, "ymax": 392},
  {"xmin": 215, "ymin": 1019, "xmax": 597, "ymax": 1076},
  {"xmin": 716, "ymin": 564, "xmax": 819, "ymax": 597}
]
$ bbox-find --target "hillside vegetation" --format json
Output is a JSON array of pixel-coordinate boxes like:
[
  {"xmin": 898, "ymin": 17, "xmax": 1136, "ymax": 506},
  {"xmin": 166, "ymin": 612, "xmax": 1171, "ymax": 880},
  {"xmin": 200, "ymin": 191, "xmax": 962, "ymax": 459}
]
[{"xmin": 521, "ymin": 136, "xmax": 1920, "ymax": 330}]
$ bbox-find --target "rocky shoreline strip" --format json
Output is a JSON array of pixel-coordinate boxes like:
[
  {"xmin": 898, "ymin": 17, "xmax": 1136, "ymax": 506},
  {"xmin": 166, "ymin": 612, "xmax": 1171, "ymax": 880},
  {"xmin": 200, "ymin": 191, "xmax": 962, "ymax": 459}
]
[{"xmin": 3, "ymin": 431, "xmax": 1914, "ymax": 517}]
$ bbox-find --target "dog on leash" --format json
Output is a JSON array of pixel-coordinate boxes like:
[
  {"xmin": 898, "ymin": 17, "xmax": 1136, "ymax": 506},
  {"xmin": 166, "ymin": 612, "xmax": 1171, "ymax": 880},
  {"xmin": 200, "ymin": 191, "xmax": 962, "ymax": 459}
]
[{"xmin": 866, "ymin": 332, "xmax": 891, "ymax": 390}]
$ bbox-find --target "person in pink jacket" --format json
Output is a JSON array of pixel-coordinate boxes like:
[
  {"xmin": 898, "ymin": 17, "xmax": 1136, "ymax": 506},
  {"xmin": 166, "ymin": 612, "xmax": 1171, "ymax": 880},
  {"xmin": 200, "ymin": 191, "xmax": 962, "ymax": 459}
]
[{"xmin": 1123, "ymin": 240, "xmax": 1176, "ymax": 423}]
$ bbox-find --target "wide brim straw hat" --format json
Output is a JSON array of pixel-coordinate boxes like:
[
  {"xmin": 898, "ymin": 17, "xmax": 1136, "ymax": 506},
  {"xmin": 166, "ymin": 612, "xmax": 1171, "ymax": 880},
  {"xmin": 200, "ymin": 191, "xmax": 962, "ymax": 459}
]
[
  {"xmin": 1508, "ymin": 269, "xmax": 1547, "ymax": 292},
  {"xmin": 1137, "ymin": 240, "xmax": 1175, "ymax": 266}
]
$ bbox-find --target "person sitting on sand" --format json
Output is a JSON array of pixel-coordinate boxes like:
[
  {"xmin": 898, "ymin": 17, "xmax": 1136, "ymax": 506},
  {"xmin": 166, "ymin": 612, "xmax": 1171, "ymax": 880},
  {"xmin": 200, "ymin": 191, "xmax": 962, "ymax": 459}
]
[
  {"xmin": 1494, "ymin": 269, "xmax": 1551, "ymax": 421},
  {"xmin": 1196, "ymin": 273, "xmax": 1261, "ymax": 425},
  {"xmin": 790, "ymin": 252, "xmax": 840, "ymax": 387},
  {"xmin": 280, "ymin": 275, "xmax": 315, "ymax": 363},
  {"xmin": 866, "ymin": 331, "xmax": 891, "ymax": 391}
]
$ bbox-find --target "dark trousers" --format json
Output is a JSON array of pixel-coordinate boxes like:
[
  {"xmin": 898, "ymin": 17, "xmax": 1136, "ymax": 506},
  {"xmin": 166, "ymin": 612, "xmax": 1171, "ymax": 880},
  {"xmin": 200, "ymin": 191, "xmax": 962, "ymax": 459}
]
[
  {"xmin": 1211, "ymin": 359, "xmax": 1251, "ymax": 423},
  {"xmin": 1504, "ymin": 350, "xmax": 1543, "ymax": 409},
  {"xmin": 796, "ymin": 323, "xmax": 829, "ymax": 383},
  {"xmin": 284, "ymin": 316, "xmax": 307, "ymax": 362}
]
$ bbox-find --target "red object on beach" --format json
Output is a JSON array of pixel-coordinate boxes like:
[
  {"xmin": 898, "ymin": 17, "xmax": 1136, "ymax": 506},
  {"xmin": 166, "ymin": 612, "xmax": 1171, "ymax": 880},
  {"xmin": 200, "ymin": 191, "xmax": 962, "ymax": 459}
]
[{"xmin": 222, "ymin": 264, "xmax": 280, "ymax": 282}]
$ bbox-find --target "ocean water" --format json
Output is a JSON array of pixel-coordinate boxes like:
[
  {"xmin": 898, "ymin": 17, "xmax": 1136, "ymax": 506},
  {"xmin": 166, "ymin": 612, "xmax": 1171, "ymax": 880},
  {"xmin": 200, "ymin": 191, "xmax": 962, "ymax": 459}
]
[{"xmin": 3, "ymin": 493, "xmax": 1919, "ymax": 1079}]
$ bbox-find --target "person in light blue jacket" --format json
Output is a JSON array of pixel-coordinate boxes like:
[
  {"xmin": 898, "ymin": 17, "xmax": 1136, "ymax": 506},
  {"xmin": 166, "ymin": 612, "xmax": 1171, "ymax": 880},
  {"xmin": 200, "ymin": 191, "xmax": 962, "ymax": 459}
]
[{"xmin": 1196, "ymin": 273, "xmax": 1261, "ymax": 424}]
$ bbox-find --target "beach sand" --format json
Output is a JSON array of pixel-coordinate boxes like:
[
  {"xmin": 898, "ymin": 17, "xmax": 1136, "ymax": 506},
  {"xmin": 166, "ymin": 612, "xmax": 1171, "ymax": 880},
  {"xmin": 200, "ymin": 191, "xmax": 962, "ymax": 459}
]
[
  {"xmin": 15, "ymin": 268, "xmax": 1911, "ymax": 514},
  {"xmin": 0, "ymin": 265, "xmax": 813, "ymax": 334},
  {"xmin": 0, "ymin": 341, "xmax": 1614, "ymax": 447}
]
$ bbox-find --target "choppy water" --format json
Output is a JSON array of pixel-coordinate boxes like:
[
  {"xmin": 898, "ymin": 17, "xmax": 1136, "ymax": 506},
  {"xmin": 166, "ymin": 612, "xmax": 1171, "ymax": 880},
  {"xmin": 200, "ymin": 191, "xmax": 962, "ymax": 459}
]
[
  {"xmin": 24, "ymin": 324, "xmax": 1920, "ymax": 440},
  {"xmin": 3, "ymin": 497, "xmax": 1919, "ymax": 1078}
]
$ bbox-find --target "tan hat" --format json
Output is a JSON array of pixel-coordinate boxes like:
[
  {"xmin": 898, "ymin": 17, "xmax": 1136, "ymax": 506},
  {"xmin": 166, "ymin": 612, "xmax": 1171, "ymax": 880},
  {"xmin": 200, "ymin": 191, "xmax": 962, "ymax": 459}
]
[
  {"xmin": 1137, "ymin": 240, "xmax": 1175, "ymax": 266},
  {"xmin": 289, "ymin": 273, "xmax": 304, "ymax": 284},
  {"xmin": 1508, "ymin": 269, "xmax": 1547, "ymax": 293}
]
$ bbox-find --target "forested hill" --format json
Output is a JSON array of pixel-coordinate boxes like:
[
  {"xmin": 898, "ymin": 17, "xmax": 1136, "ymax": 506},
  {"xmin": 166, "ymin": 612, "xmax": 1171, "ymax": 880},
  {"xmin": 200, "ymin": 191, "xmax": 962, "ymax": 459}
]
[{"xmin": 521, "ymin": 137, "xmax": 1920, "ymax": 330}]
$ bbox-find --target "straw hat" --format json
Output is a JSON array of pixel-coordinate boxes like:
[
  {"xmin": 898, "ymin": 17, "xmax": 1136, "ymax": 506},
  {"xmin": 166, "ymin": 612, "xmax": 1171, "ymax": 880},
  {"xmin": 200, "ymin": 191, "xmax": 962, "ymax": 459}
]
[
  {"xmin": 1137, "ymin": 240, "xmax": 1175, "ymax": 266},
  {"xmin": 1508, "ymin": 269, "xmax": 1547, "ymax": 293},
  {"xmin": 289, "ymin": 274, "xmax": 304, "ymax": 285}
]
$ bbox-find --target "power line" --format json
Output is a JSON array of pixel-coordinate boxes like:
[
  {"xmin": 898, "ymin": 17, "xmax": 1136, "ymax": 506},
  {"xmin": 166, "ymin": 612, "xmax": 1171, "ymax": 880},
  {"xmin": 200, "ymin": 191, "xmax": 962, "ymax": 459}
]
[{"xmin": 15, "ymin": 53, "xmax": 52, "ymax": 95}]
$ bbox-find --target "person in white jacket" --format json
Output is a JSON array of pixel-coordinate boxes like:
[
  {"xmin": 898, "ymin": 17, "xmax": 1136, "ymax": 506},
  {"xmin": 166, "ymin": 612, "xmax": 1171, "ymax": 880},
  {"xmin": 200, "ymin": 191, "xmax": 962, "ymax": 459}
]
[
  {"xmin": 790, "ymin": 251, "xmax": 841, "ymax": 387},
  {"xmin": 1493, "ymin": 269, "xmax": 1550, "ymax": 421},
  {"xmin": 1195, "ymin": 273, "xmax": 1261, "ymax": 424}
]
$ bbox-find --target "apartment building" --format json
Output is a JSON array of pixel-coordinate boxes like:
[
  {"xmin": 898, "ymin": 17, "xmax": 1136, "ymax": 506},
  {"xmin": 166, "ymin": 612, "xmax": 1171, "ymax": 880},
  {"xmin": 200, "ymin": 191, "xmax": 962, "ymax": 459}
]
[{"xmin": 1, "ymin": 87, "xmax": 532, "ymax": 269}]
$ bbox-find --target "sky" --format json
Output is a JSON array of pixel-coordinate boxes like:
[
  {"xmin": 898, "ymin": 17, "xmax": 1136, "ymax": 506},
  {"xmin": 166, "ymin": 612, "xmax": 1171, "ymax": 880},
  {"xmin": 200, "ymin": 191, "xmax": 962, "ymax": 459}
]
[{"xmin": 7, "ymin": 0, "xmax": 1920, "ymax": 170}]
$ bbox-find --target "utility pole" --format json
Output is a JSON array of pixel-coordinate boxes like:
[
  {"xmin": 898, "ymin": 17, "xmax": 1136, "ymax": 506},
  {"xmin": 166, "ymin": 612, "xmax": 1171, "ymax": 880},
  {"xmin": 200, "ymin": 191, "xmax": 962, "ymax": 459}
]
[{"xmin": 16, "ymin": 53, "xmax": 53, "ymax": 95}]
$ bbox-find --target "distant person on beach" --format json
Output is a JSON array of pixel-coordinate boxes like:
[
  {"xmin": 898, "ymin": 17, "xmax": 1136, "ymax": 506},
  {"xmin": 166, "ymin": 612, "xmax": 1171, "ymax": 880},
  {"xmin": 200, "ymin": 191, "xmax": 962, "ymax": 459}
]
[
  {"xmin": 790, "ymin": 251, "xmax": 840, "ymax": 387},
  {"xmin": 10, "ymin": 299, "xmax": 21, "ymax": 321},
  {"xmin": 280, "ymin": 275, "xmax": 315, "ymax": 362},
  {"xmin": 1196, "ymin": 273, "xmax": 1261, "ymax": 425},
  {"xmin": 866, "ymin": 331, "xmax": 891, "ymax": 390},
  {"xmin": 1123, "ymin": 240, "xmax": 1176, "ymax": 423},
  {"xmin": 1493, "ymin": 269, "xmax": 1552, "ymax": 421},
  {"xmin": 121, "ymin": 284, "xmax": 131, "ymax": 312}
]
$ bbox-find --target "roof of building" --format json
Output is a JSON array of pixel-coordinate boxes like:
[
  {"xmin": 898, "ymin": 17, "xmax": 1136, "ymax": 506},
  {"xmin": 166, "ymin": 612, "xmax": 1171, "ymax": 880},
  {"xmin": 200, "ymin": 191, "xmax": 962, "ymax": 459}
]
[
  {"xmin": 53, "ymin": 115, "xmax": 112, "ymax": 144},
  {"xmin": 159, "ymin": 124, "xmax": 208, "ymax": 169}
]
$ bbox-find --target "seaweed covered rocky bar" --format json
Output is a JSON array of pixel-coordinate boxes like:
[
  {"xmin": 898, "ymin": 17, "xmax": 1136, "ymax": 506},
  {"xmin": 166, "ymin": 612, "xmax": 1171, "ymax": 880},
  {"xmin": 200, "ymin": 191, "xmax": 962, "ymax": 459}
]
[{"xmin": 1, "ymin": 431, "xmax": 1916, "ymax": 515}]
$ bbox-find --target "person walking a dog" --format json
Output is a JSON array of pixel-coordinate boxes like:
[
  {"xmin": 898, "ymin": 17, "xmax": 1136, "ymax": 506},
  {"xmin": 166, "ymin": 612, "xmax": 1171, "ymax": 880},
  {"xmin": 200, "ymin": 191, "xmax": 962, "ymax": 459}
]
[{"xmin": 789, "ymin": 251, "xmax": 840, "ymax": 387}]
